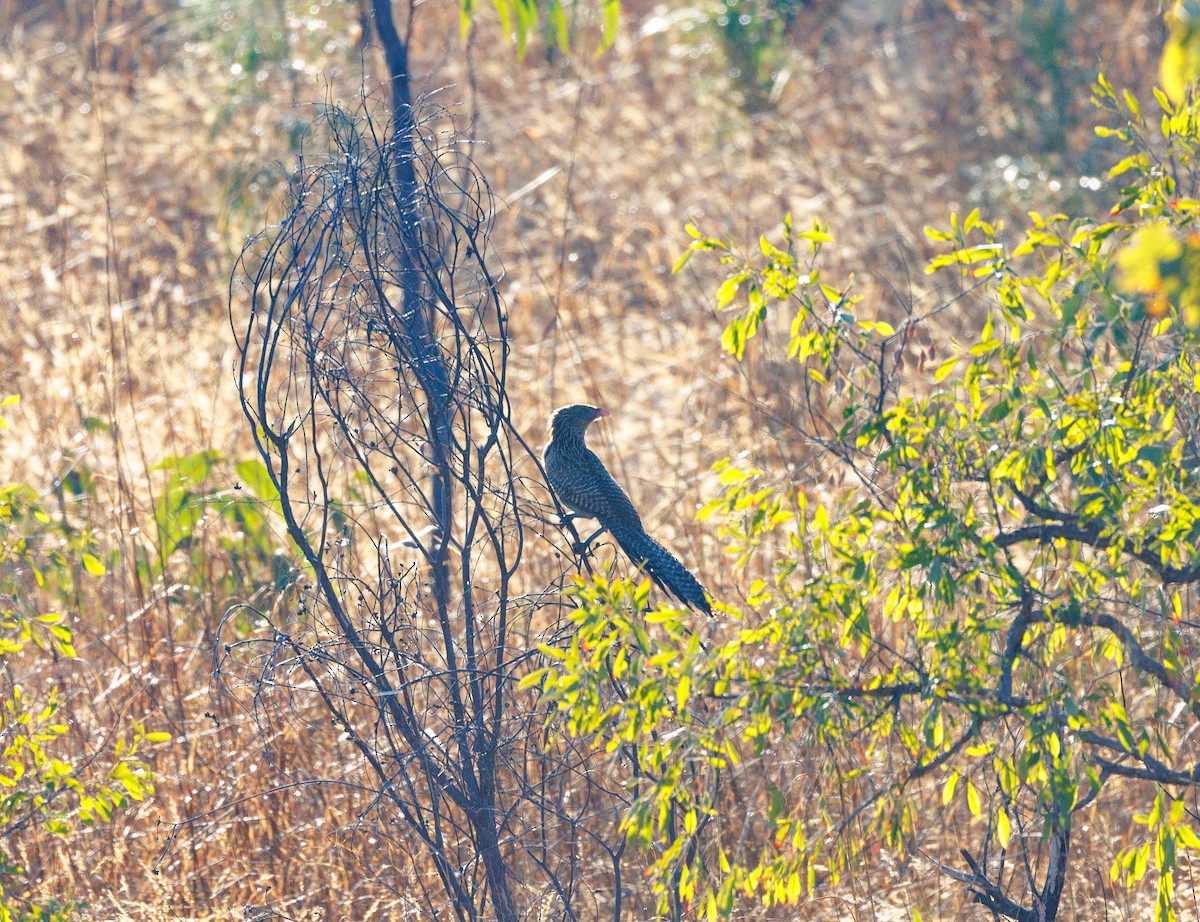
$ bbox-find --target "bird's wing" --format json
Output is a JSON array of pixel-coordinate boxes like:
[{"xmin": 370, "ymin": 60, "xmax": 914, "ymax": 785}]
[{"xmin": 579, "ymin": 449, "xmax": 644, "ymax": 526}]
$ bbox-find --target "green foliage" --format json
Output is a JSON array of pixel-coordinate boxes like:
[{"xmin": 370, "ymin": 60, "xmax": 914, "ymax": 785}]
[
  {"xmin": 1101, "ymin": 46, "xmax": 1200, "ymax": 329},
  {"xmin": 40, "ymin": 446, "xmax": 296, "ymax": 619},
  {"xmin": 1015, "ymin": 0, "xmax": 1076, "ymax": 150},
  {"xmin": 146, "ymin": 450, "xmax": 297, "ymax": 606},
  {"xmin": 535, "ymin": 35, "xmax": 1200, "ymax": 922},
  {"xmin": 708, "ymin": 0, "xmax": 798, "ymax": 113},
  {"xmin": 461, "ymin": 0, "xmax": 618, "ymax": 58},
  {"xmin": 0, "ymin": 398, "xmax": 166, "ymax": 922},
  {"xmin": 1162, "ymin": 0, "xmax": 1200, "ymax": 106}
]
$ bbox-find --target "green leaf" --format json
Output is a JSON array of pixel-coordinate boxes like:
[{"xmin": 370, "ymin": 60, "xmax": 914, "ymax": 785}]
[
  {"xmin": 1108, "ymin": 154, "xmax": 1144, "ymax": 179},
  {"xmin": 1177, "ymin": 826, "xmax": 1200, "ymax": 850},
  {"xmin": 234, "ymin": 458, "xmax": 281, "ymax": 504},
  {"xmin": 547, "ymin": 0, "xmax": 568, "ymax": 53},
  {"xmin": 601, "ymin": 0, "xmax": 619, "ymax": 49},
  {"xmin": 460, "ymin": 0, "xmax": 475, "ymax": 40}
]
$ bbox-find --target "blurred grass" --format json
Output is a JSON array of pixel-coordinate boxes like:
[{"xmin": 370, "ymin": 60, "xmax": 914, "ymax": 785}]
[{"xmin": 0, "ymin": 0, "xmax": 1175, "ymax": 918}]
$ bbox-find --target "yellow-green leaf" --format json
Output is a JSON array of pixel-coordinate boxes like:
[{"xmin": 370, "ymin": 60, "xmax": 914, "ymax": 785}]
[
  {"xmin": 967, "ymin": 780, "xmax": 981, "ymax": 818},
  {"xmin": 997, "ymin": 809, "xmax": 1011, "ymax": 847},
  {"xmin": 934, "ymin": 356, "xmax": 959, "ymax": 383},
  {"xmin": 943, "ymin": 771, "xmax": 959, "ymax": 806}
]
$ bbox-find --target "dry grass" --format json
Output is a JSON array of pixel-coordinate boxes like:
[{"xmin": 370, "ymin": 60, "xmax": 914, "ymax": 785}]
[{"xmin": 0, "ymin": 0, "xmax": 1185, "ymax": 918}]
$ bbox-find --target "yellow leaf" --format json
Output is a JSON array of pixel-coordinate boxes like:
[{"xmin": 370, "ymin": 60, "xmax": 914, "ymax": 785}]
[
  {"xmin": 677, "ymin": 674, "xmax": 691, "ymax": 711},
  {"xmin": 942, "ymin": 771, "xmax": 959, "ymax": 805},
  {"xmin": 997, "ymin": 809, "xmax": 1011, "ymax": 847},
  {"xmin": 786, "ymin": 871, "xmax": 802, "ymax": 904},
  {"xmin": 967, "ymin": 780, "xmax": 981, "ymax": 818},
  {"xmin": 934, "ymin": 356, "xmax": 959, "ymax": 383}
]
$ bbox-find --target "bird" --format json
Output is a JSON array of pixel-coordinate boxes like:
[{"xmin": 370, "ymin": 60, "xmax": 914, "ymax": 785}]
[{"xmin": 543, "ymin": 404, "xmax": 712, "ymax": 615}]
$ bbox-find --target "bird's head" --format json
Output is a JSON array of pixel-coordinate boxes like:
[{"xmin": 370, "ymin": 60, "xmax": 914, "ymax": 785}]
[{"xmin": 549, "ymin": 404, "xmax": 609, "ymax": 442}]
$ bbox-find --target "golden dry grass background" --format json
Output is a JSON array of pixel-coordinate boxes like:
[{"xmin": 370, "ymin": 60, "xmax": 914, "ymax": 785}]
[{"xmin": 0, "ymin": 0, "xmax": 1179, "ymax": 918}]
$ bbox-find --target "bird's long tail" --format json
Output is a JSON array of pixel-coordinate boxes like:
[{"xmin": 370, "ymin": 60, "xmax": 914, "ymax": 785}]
[{"xmin": 610, "ymin": 524, "xmax": 712, "ymax": 615}]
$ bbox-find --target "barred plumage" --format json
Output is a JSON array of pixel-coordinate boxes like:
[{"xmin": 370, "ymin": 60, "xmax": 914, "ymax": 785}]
[{"xmin": 544, "ymin": 404, "xmax": 712, "ymax": 615}]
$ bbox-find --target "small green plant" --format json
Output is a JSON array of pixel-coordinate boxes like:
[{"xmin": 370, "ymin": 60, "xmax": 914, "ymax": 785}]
[
  {"xmin": 146, "ymin": 450, "xmax": 298, "ymax": 605},
  {"xmin": 0, "ymin": 398, "xmax": 167, "ymax": 921},
  {"xmin": 710, "ymin": 0, "xmax": 797, "ymax": 113},
  {"xmin": 530, "ymin": 19, "xmax": 1200, "ymax": 922},
  {"xmin": 461, "ymin": 0, "xmax": 619, "ymax": 58}
]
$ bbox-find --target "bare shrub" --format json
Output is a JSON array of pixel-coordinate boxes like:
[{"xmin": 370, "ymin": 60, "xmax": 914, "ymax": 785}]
[{"xmin": 223, "ymin": 95, "xmax": 627, "ymax": 920}]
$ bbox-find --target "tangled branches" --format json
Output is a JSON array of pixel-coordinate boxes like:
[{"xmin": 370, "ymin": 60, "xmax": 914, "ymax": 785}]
[{"xmin": 225, "ymin": 99, "xmax": 613, "ymax": 922}]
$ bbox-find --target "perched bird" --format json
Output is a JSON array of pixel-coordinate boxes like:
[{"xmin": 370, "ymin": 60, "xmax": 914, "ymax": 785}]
[{"xmin": 544, "ymin": 404, "xmax": 712, "ymax": 615}]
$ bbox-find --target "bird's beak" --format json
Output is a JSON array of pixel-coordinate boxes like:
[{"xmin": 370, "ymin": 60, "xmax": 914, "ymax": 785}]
[{"xmin": 593, "ymin": 408, "xmax": 611, "ymax": 419}]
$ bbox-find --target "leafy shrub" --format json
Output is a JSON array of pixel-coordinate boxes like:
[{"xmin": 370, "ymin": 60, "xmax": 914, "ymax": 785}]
[
  {"xmin": 530, "ymin": 22, "xmax": 1200, "ymax": 922},
  {"xmin": 0, "ymin": 398, "xmax": 166, "ymax": 922}
]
